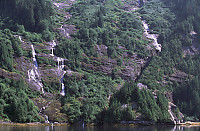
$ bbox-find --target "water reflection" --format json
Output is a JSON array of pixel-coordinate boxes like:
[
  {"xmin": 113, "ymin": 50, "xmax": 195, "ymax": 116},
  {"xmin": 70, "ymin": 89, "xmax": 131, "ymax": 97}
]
[{"xmin": 0, "ymin": 125, "xmax": 200, "ymax": 131}]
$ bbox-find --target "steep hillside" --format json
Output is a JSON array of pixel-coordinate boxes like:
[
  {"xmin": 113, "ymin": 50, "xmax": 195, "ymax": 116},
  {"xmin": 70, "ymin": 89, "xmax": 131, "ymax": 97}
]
[
  {"xmin": 138, "ymin": 0, "xmax": 200, "ymax": 122},
  {"xmin": 0, "ymin": 0, "xmax": 200, "ymax": 124}
]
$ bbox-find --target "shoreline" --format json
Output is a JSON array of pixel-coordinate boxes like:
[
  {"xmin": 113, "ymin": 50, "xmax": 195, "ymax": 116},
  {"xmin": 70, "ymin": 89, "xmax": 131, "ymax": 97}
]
[
  {"xmin": 179, "ymin": 122, "xmax": 200, "ymax": 126},
  {"xmin": 0, "ymin": 122, "xmax": 69, "ymax": 127},
  {"xmin": 1, "ymin": 121, "xmax": 200, "ymax": 127}
]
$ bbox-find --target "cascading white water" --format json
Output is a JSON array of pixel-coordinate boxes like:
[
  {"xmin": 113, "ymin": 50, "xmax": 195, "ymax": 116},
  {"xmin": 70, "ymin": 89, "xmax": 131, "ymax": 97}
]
[
  {"xmin": 51, "ymin": 49, "xmax": 54, "ymax": 56},
  {"xmin": 142, "ymin": 21, "xmax": 162, "ymax": 52},
  {"xmin": 17, "ymin": 36, "xmax": 44, "ymax": 93},
  {"xmin": 31, "ymin": 44, "xmax": 38, "ymax": 69},
  {"xmin": 143, "ymin": 21, "xmax": 149, "ymax": 33},
  {"xmin": 50, "ymin": 40, "xmax": 57, "ymax": 56},
  {"xmin": 39, "ymin": 106, "xmax": 50, "ymax": 123},
  {"xmin": 57, "ymin": 57, "xmax": 66, "ymax": 96},
  {"xmin": 28, "ymin": 44, "xmax": 44, "ymax": 93},
  {"xmin": 57, "ymin": 57, "xmax": 65, "ymax": 70},
  {"xmin": 18, "ymin": 36, "xmax": 24, "ymax": 43},
  {"xmin": 60, "ymin": 71, "xmax": 66, "ymax": 96},
  {"xmin": 51, "ymin": 40, "xmax": 66, "ymax": 96},
  {"xmin": 57, "ymin": 57, "xmax": 61, "ymax": 69},
  {"xmin": 168, "ymin": 102, "xmax": 177, "ymax": 124},
  {"xmin": 44, "ymin": 115, "xmax": 50, "ymax": 123}
]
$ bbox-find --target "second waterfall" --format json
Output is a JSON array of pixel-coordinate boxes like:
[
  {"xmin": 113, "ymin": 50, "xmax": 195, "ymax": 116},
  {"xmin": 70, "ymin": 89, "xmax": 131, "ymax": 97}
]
[
  {"xmin": 54, "ymin": 43, "xmax": 66, "ymax": 96},
  {"xmin": 58, "ymin": 57, "xmax": 66, "ymax": 96}
]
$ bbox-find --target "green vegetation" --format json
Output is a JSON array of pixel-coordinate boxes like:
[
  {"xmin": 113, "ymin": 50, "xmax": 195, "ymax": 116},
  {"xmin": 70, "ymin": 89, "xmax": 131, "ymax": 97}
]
[
  {"xmin": 55, "ymin": 0, "xmax": 149, "ymax": 60},
  {"xmin": 0, "ymin": 29, "xmax": 23, "ymax": 71},
  {"xmin": 138, "ymin": 0, "xmax": 200, "ymax": 121},
  {"xmin": 0, "ymin": 0, "xmax": 54, "ymax": 123},
  {"xmin": 0, "ymin": 0, "xmax": 53, "ymax": 33},
  {"xmin": 106, "ymin": 82, "xmax": 170, "ymax": 122},
  {"xmin": 61, "ymin": 74, "xmax": 115, "ymax": 123},
  {"xmin": 54, "ymin": 0, "xmax": 171, "ymax": 123},
  {"xmin": 0, "ymin": 78, "xmax": 40, "ymax": 122},
  {"xmin": 1, "ymin": 0, "xmax": 200, "ymax": 124}
]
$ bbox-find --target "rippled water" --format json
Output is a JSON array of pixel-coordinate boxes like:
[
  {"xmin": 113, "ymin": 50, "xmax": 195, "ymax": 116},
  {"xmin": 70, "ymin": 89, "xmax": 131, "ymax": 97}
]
[{"xmin": 0, "ymin": 125, "xmax": 200, "ymax": 131}]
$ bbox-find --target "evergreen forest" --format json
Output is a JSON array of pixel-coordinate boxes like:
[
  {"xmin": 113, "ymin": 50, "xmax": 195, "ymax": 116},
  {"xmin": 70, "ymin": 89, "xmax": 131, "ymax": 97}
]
[{"xmin": 0, "ymin": 0, "xmax": 200, "ymax": 124}]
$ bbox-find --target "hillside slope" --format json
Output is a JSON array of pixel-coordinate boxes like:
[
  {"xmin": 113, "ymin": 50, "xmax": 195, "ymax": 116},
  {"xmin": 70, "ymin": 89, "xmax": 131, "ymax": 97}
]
[{"xmin": 0, "ymin": 0, "xmax": 200, "ymax": 124}]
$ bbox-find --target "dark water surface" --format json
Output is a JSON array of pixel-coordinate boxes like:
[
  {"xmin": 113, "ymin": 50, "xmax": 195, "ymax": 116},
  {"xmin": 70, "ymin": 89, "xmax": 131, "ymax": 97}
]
[{"xmin": 0, "ymin": 125, "xmax": 200, "ymax": 131}]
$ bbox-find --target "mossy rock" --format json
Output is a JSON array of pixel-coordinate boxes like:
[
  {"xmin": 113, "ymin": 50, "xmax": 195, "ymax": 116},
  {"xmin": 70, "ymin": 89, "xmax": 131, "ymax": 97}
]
[{"xmin": 44, "ymin": 100, "xmax": 68, "ymax": 122}]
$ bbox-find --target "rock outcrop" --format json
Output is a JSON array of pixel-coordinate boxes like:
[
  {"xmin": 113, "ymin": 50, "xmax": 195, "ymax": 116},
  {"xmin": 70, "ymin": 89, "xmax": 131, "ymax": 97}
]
[{"xmin": 182, "ymin": 31, "xmax": 200, "ymax": 56}]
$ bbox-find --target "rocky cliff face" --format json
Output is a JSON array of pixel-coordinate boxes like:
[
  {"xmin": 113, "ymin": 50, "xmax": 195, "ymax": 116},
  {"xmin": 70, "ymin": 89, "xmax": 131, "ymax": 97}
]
[{"xmin": 82, "ymin": 45, "xmax": 146, "ymax": 81}]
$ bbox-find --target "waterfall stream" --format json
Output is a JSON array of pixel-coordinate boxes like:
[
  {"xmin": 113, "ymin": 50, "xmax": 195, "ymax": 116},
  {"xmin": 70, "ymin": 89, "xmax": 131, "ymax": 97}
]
[
  {"xmin": 50, "ymin": 40, "xmax": 57, "ymax": 56},
  {"xmin": 39, "ymin": 109, "xmax": 49, "ymax": 123},
  {"xmin": 52, "ymin": 40, "xmax": 66, "ymax": 96},
  {"xmin": 140, "ymin": 8, "xmax": 182, "ymax": 124},
  {"xmin": 17, "ymin": 36, "xmax": 43, "ymax": 93},
  {"xmin": 60, "ymin": 74, "xmax": 66, "ymax": 96},
  {"xmin": 57, "ymin": 57, "xmax": 65, "ymax": 70},
  {"xmin": 44, "ymin": 115, "xmax": 50, "ymax": 123},
  {"xmin": 28, "ymin": 44, "xmax": 44, "ymax": 93},
  {"xmin": 168, "ymin": 103, "xmax": 177, "ymax": 124},
  {"xmin": 57, "ymin": 57, "xmax": 66, "ymax": 96},
  {"xmin": 31, "ymin": 45, "xmax": 39, "ymax": 69},
  {"xmin": 18, "ymin": 36, "xmax": 24, "ymax": 43},
  {"xmin": 135, "ymin": 19, "xmax": 161, "ymax": 81},
  {"xmin": 142, "ymin": 21, "xmax": 161, "ymax": 52},
  {"xmin": 39, "ymin": 101, "xmax": 52, "ymax": 123}
]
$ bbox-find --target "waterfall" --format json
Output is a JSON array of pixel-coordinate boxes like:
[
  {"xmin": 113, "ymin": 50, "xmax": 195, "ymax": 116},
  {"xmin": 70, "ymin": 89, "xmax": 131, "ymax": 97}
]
[
  {"xmin": 18, "ymin": 36, "xmax": 24, "ymax": 43},
  {"xmin": 60, "ymin": 72, "xmax": 66, "ymax": 96},
  {"xmin": 57, "ymin": 57, "xmax": 65, "ymax": 69},
  {"xmin": 142, "ymin": 21, "xmax": 161, "ymax": 52},
  {"xmin": 60, "ymin": 83, "xmax": 65, "ymax": 96},
  {"xmin": 143, "ymin": 21, "xmax": 149, "ymax": 33},
  {"xmin": 39, "ymin": 109, "xmax": 49, "ymax": 123},
  {"xmin": 57, "ymin": 57, "xmax": 66, "ymax": 96},
  {"xmin": 44, "ymin": 115, "xmax": 50, "ymax": 123},
  {"xmin": 168, "ymin": 109, "xmax": 176, "ymax": 124},
  {"xmin": 50, "ymin": 40, "xmax": 57, "ymax": 56},
  {"xmin": 53, "ymin": 40, "xmax": 66, "ymax": 96},
  {"xmin": 28, "ymin": 44, "xmax": 44, "ymax": 93},
  {"xmin": 57, "ymin": 57, "xmax": 61, "ymax": 69},
  {"xmin": 39, "ymin": 101, "xmax": 53, "ymax": 124},
  {"xmin": 51, "ymin": 48, "xmax": 54, "ymax": 56},
  {"xmin": 168, "ymin": 102, "xmax": 177, "ymax": 124},
  {"xmin": 31, "ymin": 44, "xmax": 39, "ymax": 69}
]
